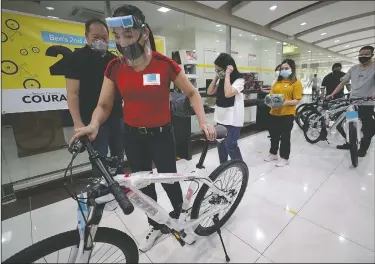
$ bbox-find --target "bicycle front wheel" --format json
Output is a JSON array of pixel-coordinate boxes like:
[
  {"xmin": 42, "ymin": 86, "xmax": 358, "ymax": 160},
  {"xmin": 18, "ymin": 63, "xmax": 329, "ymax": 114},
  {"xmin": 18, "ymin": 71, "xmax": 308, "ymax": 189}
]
[
  {"xmin": 191, "ymin": 160, "xmax": 249, "ymax": 236},
  {"xmin": 349, "ymin": 122, "xmax": 358, "ymax": 168},
  {"xmin": 4, "ymin": 227, "xmax": 139, "ymax": 263}
]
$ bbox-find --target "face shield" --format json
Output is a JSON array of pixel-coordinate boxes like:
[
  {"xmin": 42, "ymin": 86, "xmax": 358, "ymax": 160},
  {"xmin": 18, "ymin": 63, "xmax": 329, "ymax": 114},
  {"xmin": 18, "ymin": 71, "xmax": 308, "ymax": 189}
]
[{"xmin": 105, "ymin": 15, "xmax": 150, "ymax": 64}]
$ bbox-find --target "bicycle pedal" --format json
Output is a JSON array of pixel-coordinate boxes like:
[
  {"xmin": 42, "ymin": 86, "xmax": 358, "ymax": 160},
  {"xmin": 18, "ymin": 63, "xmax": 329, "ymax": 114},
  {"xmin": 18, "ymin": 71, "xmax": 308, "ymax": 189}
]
[{"xmin": 171, "ymin": 230, "xmax": 186, "ymax": 247}]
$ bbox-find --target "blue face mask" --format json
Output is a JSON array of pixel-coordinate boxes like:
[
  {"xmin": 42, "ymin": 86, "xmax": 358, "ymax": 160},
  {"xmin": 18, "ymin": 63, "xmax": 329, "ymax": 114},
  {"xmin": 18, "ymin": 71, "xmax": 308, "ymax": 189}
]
[{"xmin": 280, "ymin": 70, "xmax": 292, "ymax": 78}]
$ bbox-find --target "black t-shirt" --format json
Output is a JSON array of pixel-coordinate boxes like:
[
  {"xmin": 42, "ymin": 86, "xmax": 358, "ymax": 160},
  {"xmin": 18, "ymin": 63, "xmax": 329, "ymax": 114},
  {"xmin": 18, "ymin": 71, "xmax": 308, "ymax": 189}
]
[
  {"xmin": 321, "ymin": 71, "xmax": 346, "ymax": 98},
  {"xmin": 65, "ymin": 45, "xmax": 122, "ymax": 123}
]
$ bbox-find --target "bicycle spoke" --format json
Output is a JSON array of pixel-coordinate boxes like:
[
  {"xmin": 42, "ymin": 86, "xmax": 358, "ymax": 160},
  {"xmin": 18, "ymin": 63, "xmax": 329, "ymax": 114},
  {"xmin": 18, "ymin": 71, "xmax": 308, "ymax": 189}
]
[{"xmin": 100, "ymin": 248, "xmax": 120, "ymax": 263}]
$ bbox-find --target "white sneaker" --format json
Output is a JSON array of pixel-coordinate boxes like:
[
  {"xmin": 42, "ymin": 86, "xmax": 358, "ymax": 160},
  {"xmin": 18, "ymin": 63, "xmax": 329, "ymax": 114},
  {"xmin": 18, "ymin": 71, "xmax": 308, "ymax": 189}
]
[
  {"xmin": 276, "ymin": 158, "xmax": 289, "ymax": 167},
  {"xmin": 139, "ymin": 226, "xmax": 162, "ymax": 253},
  {"xmin": 264, "ymin": 153, "xmax": 278, "ymax": 162}
]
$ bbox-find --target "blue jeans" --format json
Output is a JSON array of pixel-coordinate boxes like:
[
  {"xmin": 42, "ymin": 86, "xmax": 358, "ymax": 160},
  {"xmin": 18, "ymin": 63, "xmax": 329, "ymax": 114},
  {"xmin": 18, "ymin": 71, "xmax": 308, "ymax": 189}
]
[
  {"xmin": 90, "ymin": 117, "xmax": 125, "ymax": 176},
  {"xmin": 218, "ymin": 124, "xmax": 243, "ymax": 164}
]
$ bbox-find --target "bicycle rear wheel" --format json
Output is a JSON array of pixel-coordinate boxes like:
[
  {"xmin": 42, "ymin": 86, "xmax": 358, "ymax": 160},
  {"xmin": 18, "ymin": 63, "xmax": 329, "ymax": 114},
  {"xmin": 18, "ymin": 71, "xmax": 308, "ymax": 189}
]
[
  {"xmin": 303, "ymin": 110, "xmax": 326, "ymax": 144},
  {"xmin": 4, "ymin": 228, "xmax": 139, "ymax": 263},
  {"xmin": 349, "ymin": 122, "xmax": 358, "ymax": 167},
  {"xmin": 190, "ymin": 160, "xmax": 249, "ymax": 236}
]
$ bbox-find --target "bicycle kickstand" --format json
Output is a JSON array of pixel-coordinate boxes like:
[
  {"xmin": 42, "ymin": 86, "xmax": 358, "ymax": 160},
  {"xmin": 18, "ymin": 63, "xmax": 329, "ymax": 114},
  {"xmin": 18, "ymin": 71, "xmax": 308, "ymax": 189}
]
[{"xmin": 213, "ymin": 214, "xmax": 230, "ymax": 262}]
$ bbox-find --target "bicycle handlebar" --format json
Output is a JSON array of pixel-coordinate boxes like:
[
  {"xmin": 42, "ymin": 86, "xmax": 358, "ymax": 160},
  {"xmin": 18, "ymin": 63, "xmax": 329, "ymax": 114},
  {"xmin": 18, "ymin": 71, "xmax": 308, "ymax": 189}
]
[{"xmin": 70, "ymin": 136, "xmax": 134, "ymax": 215}]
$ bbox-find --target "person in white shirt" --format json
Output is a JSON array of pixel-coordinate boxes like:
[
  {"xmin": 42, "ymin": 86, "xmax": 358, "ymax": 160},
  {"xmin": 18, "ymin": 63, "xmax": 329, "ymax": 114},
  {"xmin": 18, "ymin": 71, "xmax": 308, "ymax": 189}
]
[
  {"xmin": 308, "ymin": 74, "xmax": 318, "ymax": 99},
  {"xmin": 207, "ymin": 53, "xmax": 245, "ymax": 163}
]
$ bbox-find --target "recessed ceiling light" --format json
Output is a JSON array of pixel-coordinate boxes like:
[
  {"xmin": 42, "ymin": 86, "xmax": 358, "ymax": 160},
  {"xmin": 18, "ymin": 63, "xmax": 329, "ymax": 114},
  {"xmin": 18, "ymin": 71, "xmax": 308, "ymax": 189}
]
[
  {"xmin": 239, "ymin": 34, "xmax": 242, "ymax": 36},
  {"xmin": 302, "ymin": 57, "xmax": 305, "ymax": 59},
  {"xmin": 328, "ymin": 55, "xmax": 332, "ymax": 57},
  {"xmin": 269, "ymin": 60, "xmax": 272, "ymax": 62},
  {"xmin": 345, "ymin": 45, "xmax": 350, "ymax": 48},
  {"xmin": 321, "ymin": 32, "xmax": 327, "ymax": 36},
  {"xmin": 278, "ymin": 53, "xmax": 280, "ymax": 55},
  {"xmin": 269, "ymin": 5, "xmax": 277, "ymax": 11},
  {"xmin": 216, "ymin": 40, "xmax": 219, "ymax": 43},
  {"xmin": 300, "ymin": 22, "xmax": 307, "ymax": 26},
  {"xmin": 276, "ymin": 41, "xmax": 280, "ymax": 44},
  {"xmin": 255, "ymin": 38, "xmax": 258, "ymax": 40},
  {"xmin": 216, "ymin": 24, "xmax": 221, "ymax": 27},
  {"xmin": 265, "ymin": 50, "xmax": 268, "ymax": 52},
  {"xmin": 251, "ymin": 34, "xmax": 256, "ymax": 37},
  {"xmin": 319, "ymin": 53, "xmax": 322, "ymax": 55},
  {"xmin": 46, "ymin": 6, "xmax": 54, "ymax": 10},
  {"xmin": 157, "ymin": 7, "xmax": 170, "ymax": 13},
  {"xmin": 334, "ymin": 39, "xmax": 340, "ymax": 43},
  {"xmin": 308, "ymin": 50, "xmax": 311, "ymax": 52},
  {"xmin": 219, "ymin": 29, "xmax": 223, "ymax": 32},
  {"xmin": 48, "ymin": 16, "xmax": 59, "ymax": 19}
]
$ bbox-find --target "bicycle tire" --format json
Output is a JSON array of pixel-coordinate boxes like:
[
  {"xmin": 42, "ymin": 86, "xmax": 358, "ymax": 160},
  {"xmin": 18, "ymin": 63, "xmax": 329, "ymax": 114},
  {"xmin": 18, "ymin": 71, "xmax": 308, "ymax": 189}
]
[
  {"xmin": 296, "ymin": 105, "xmax": 315, "ymax": 130},
  {"xmin": 349, "ymin": 122, "xmax": 358, "ymax": 168},
  {"xmin": 4, "ymin": 227, "xmax": 139, "ymax": 263},
  {"xmin": 303, "ymin": 110, "xmax": 326, "ymax": 144},
  {"xmin": 190, "ymin": 160, "xmax": 249, "ymax": 236}
]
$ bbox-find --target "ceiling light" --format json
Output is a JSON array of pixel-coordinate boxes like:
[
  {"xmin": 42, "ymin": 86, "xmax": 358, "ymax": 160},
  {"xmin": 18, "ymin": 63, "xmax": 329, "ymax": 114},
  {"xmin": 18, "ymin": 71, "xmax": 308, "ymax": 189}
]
[
  {"xmin": 269, "ymin": 60, "xmax": 271, "ymax": 62},
  {"xmin": 345, "ymin": 45, "xmax": 350, "ymax": 48},
  {"xmin": 276, "ymin": 41, "xmax": 280, "ymax": 44},
  {"xmin": 319, "ymin": 53, "xmax": 322, "ymax": 55},
  {"xmin": 46, "ymin": 6, "xmax": 54, "ymax": 10},
  {"xmin": 251, "ymin": 34, "xmax": 256, "ymax": 37},
  {"xmin": 265, "ymin": 50, "xmax": 268, "ymax": 52},
  {"xmin": 269, "ymin": 5, "xmax": 277, "ymax": 11},
  {"xmin": 216, "ymin": 40, "xmax": 219, "ymax": 43},
  {"xmin": 255, "ymin": 38, "xmax": 258, "ymax": 40},
  {"xmin": 300, "ymin": 22, "xmax": 307, "ymax": 26},
  {"xmin": 321, "ymin": 33, "xmax": 327, "ymax": 36},
  {"xmin": 157, "ymin": 7, "xmax": 170, "ymax": 13},
  {"xmin": 334, "ymin": 39, "xmax": 340, "ymax": 43},
  {"xmin": 278, "ymin": 53, "xmax": 280, "ymax": 54},
  {"xmin": 219, "ymin": 29, "xmax": 223, "ymax": 32},
  {"xmin": 328, "ymin": 55, "xmax": 332, "ymax": 58},
  {"xmin": 47, "ymin": 16, "xmax": 59, "ymax": 19},
  {"xmin": 308, "ymin": 50, "xmax": 311, "ymax": 53},
  {"xmin": 216, "ymin": 24, "xmax": 221, "ymax": 27},
  {"xmin": 239, "ymin": 34, "xmax": 242, "ymax": 37}
]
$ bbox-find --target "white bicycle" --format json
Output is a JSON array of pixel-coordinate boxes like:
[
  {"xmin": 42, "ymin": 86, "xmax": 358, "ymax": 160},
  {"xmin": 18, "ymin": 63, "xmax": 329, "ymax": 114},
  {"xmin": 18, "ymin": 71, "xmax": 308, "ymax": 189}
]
[{"xmin": 5, "ymin": 125, "xmax": 249, "ymax": 263}]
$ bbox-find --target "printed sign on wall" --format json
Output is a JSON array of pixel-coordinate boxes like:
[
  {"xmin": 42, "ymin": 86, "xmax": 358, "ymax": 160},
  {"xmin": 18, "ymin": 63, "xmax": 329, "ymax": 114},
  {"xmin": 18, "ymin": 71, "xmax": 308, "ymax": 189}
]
[{"xmin": 1, "ymin": 10, "xmax": 166, "ymax": 114}]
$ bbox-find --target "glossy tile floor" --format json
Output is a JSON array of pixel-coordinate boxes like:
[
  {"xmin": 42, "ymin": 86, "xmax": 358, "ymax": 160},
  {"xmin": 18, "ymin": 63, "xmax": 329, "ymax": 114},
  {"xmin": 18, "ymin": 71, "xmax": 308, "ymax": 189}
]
[{"xmin": 2, "ymin": 127, "xmax": 375, "ymax": 263}]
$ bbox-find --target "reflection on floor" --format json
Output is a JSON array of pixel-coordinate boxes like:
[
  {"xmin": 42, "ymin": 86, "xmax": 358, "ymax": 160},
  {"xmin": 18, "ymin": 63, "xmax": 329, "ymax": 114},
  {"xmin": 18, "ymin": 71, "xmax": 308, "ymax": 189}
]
[{"xmin": 2, "ymin": 127, "xmax": 375, "ymax": 263}]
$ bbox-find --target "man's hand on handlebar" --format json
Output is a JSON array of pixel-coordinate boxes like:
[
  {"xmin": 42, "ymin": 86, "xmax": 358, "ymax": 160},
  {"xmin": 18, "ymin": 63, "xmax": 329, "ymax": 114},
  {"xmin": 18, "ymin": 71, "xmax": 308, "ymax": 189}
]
[
  {"xmin": 69, "ymin": 123, "xmax": 99, "ymax": 146},
  {"xmin": 325, "ymin": 94, "xmax": 333, "ymax": 100}
]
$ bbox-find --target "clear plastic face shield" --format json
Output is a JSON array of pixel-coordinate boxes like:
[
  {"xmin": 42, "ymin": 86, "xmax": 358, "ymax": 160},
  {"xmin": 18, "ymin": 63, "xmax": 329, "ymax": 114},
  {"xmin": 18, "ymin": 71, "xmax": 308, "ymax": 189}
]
[{"xmin": 106, "ymin": 15, "xmax": 151, "ymax": 65}]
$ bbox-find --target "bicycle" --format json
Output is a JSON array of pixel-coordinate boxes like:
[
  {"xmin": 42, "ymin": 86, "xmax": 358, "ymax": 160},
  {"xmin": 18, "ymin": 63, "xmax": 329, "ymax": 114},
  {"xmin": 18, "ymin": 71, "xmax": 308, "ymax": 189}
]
[
  {"xmin": 4, "ymin": 125, "xmax": 249, "ymax": 263},
  {"xmin": 303, "ymin": 97, "xmax": 375, "ymax": 167}
]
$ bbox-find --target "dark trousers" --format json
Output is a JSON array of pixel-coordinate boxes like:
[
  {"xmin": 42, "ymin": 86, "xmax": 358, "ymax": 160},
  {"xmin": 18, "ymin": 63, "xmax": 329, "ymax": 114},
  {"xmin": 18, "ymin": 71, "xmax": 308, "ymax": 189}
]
[
  {"xmin": 269, "ymin": 115, "xmax": 294, "ymax": 160},
  {"xmin": 217, "ymin": 124, "xmax": 243, "ymax": 164},
  {"xmin": 337, "ymin": 106, "xmax": 375, "ymax": 152},
  {"xmin": 123, "ymin": 124, "xmax": 183, "ymax": 229},
  {"xmin": 85, "ymin": 116, "xmax": 125, "ymax": 176}
]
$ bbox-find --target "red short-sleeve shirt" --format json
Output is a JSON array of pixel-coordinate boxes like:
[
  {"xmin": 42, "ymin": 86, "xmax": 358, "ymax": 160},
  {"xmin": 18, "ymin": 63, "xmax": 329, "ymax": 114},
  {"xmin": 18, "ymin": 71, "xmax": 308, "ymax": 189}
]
[{"xmin": 105, "ymin": 51, "xmax": 182, "ymax": 127}]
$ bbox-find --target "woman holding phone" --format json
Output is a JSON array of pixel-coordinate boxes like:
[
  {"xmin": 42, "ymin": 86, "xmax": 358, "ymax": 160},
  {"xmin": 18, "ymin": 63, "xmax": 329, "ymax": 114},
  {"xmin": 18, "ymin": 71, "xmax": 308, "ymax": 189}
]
[{"xmin": 207, "ymin": 53, "xmax": 244, "ymax": 163}]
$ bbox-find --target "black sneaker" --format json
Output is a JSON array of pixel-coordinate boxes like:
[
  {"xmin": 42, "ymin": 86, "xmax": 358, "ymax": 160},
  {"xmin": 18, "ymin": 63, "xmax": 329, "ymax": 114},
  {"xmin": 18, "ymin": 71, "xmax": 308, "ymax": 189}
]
[
  {"xmin": 337, "ymin": 143, "xmax": 350, "ymax": 150},
  {"xmin": 358, "ymin": 149, "xmax": 367, "ymax": 157}
]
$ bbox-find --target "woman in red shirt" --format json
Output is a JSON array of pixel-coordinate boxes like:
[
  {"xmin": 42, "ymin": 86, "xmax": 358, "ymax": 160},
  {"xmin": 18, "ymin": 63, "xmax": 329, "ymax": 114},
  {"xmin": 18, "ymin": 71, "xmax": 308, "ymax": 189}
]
[{"xmin": 71, "ymin": 5, "xmax": 216, "ymax": 252}]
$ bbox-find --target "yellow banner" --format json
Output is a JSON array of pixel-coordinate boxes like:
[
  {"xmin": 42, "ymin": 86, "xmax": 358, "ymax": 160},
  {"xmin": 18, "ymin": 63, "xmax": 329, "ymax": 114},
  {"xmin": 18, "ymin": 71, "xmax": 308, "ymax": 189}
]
[{"xmin": 1, "ymin": 10, "xmax": 165, "ymax": 113}]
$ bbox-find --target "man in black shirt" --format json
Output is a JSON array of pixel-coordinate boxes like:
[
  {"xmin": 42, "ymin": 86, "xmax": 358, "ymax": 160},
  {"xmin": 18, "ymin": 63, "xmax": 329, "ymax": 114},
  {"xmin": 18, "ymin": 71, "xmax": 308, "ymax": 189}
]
[
  {"xmin": 321, "ymin": 63, "xmax": 351, "ymax": 99},
  {"xmin": 65, "ymin": 19, "xmax": 124, "ymax": 175}
]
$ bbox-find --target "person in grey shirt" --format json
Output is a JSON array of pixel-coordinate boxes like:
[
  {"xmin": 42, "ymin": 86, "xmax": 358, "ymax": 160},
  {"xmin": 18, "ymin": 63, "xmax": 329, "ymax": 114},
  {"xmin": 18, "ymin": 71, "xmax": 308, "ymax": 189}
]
[{"xmin": 327, "ymin": 45, "xmax": 375, "ymax": 157}]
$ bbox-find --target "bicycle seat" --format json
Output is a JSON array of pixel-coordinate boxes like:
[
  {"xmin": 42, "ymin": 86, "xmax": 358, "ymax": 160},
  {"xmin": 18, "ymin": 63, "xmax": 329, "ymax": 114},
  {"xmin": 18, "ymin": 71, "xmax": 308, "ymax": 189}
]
[{"xmin": 215, "ymin": 125, "xmax": 228, "ymax": 140}]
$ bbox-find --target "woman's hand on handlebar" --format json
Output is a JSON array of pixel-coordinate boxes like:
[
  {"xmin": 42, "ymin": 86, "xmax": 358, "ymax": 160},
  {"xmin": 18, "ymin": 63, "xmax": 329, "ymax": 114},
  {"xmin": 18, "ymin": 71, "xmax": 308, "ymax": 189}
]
[
  {"xmin": 200, "ymin": 122, "xmax": 216, "ymax": 141},
  {"xmin": 69, "ymin": 123, "xmax": 99, "ymax": 146}
]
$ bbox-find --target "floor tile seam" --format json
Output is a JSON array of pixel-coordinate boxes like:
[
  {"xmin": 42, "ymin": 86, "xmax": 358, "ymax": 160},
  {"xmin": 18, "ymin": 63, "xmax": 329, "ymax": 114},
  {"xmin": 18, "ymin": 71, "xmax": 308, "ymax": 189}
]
[
  {"xmin": 223, "ymin": 226, "xmax": 264, "ymax": 256},
  {"xmin": 298, "ymin": 214, "xmax": 375, "ymax": 253}
]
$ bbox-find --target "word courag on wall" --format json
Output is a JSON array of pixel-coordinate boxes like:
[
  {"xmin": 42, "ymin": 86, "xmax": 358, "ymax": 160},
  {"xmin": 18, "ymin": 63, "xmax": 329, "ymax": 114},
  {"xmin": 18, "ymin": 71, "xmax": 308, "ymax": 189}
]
[{"xmin": 41, "ymin": 31, "xmax": 116, "ymax": 48}]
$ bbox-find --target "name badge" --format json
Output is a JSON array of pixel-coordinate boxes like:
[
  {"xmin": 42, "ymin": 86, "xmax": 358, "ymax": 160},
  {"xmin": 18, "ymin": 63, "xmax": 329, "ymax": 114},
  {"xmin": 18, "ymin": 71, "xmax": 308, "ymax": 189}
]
[{"xmin": 143, "ymin": 74, "xmax": 161, "ymax": 86}]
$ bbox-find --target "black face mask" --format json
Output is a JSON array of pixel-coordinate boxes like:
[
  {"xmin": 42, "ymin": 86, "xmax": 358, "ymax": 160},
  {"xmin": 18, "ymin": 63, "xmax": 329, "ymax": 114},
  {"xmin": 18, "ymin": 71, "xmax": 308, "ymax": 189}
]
[
  {"xmin": 358, "ymin": 56, "xmax": 372, "ymax": 64},
  {"xmin": 116, "ymin": 31, "xmax": 146, "ymax": 61},
  {"xmin": 332, "ymin": 69, "xmax": 341, "ymax": 74}
]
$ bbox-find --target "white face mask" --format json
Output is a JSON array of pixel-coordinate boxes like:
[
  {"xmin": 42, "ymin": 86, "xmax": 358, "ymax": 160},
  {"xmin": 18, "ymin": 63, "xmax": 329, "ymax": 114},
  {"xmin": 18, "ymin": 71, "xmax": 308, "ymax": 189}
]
[
  {"xmin": 91, "ymin": 39, "xmax": 109, "ymax": 55},
  {"xmin": 275, "ymin": 71, "xmax": 280, "ymax": 77}
]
